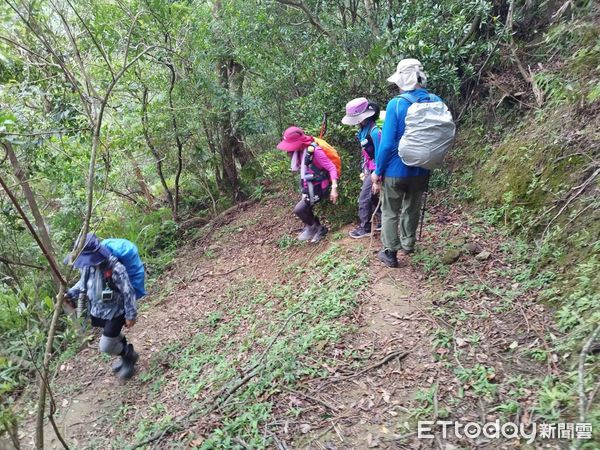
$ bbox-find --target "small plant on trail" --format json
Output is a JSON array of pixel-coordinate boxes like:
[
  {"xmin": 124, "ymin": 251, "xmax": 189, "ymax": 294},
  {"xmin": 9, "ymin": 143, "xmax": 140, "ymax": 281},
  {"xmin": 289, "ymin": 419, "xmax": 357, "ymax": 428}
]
[
  {"xmin": 432, "ymin": 328, "xmax": 453, "ymax": 352},
  {"xmin": 277, "ymin": 234, "xmax": 302, "ymax": 250},
  {"xmin": 455, "ymin": 365, "xmax": 498, "ymax": 398}
]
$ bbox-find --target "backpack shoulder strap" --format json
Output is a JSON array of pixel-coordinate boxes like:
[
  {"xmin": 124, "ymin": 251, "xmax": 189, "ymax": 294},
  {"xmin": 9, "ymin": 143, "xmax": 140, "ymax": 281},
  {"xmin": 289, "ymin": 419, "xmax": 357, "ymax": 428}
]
[
  {"xmin": 399, "ymin": 93, "xmax": 418, "ymax": 104},
  {"xmin": 396, "ymin": 93, "xmax": 418, "ymax": 120},
  {"xmin": 82, "ymin": 267, "xmax": 90, "ymax": 293}
]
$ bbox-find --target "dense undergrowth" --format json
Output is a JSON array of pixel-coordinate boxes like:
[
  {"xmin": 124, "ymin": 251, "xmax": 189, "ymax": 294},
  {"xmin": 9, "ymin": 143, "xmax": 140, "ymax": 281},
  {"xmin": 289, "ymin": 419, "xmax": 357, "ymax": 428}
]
[{"xmin": 414, "ymin": 9, "xmax": 600, "ymax": 446}]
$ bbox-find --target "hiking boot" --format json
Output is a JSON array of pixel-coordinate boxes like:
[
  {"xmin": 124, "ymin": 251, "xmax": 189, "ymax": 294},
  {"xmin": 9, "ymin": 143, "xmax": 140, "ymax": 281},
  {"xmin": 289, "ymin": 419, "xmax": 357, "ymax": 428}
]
[
  {"xmin": 399, "ymin": 248, "xmax": 415, "ymax": 256},
  {"xmin": 311, "ymin": 225, "xmax": 328, "ymax": 243},
  {"xmin": 117, "ymin": 344, "xmax": 139, "ymax": 380},
  {"xmin": 378, "ymin": 249, "xmax": 399, "ymax": 268},
  {"xmin": 111, "ymin": 336, "xmax": 127, "ymax": 373},
  {"xmin": 349, "ymin": 227, "xmax": 371, "ymax": 239},
  {"xmin": 374, "ymin": 223, "xmax": 382, "ymax": 232},
  {"xmin": 298, "ymin": 225, "xmax": 318, "ymax": 242},
  {"xmin": 112, "ymin": 358, "xmax": 123, "ymax": 373}
]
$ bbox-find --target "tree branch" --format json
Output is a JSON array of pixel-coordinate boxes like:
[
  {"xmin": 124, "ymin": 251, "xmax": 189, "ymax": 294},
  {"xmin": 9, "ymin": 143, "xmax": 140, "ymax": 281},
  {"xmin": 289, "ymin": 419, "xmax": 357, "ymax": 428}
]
[
  {"xmin": 141, "ymin": 86, "xmax": 176, "ymax": 218},
  {"xmin": 0, "ymin": 127, "xmax": 90, "ymax": 137},
  {"xmin": 48, "ymin": 0, "xmax": 97, "ymax": 100},
  {"xmin": 0, "ymin": 34, "xmax": 59, "ymax": 68},
  {"xmin": 0, "ymin": 174, "xmax": 65, "ymax": 282},
  {"xmin": 0, "ymin": 255, "xmax": 44, "ymax": 270},
  {"xmin": 275, "ymin": 0, "xmax": 330, "ymax": 37},
  {"xmin": 2, "ymin": 141, "xmax": 60, "ymax": 281},
  {"xmin": 165, "ymin": 60, "xmax": 183, "ymax": 221},
  {"xmin": 4, "ymin": 0, "xmax": 93, "ymax": 121},
  {"xmin": 63, "ymin": 0, "xmax": 115, "ymax": 80},
  {"xmin": 457, "ymin": 12, "xmax": 481, "ymax": 48}
]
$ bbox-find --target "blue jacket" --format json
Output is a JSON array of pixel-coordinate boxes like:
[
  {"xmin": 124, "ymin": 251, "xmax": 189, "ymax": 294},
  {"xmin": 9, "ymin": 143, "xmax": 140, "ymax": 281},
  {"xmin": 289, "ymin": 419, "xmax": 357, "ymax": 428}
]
[
  {"xmin": 375, "ymin": 88, "xmax": 438, "ymax": 178},
  {"xmin": 357, "ymin": 120, "xmax": 381, "ymax": 172}
]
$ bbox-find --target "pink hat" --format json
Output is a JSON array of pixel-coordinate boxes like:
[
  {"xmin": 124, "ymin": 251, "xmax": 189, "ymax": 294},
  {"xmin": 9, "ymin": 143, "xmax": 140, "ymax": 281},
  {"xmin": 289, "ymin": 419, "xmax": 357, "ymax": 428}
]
[
  {"xmin": 276, "ymin": 126, "xmax": 313, "ymax": 152},
  {"xmin": 342, "ymin": 97, "xmax": 376, "ymax": 126}
]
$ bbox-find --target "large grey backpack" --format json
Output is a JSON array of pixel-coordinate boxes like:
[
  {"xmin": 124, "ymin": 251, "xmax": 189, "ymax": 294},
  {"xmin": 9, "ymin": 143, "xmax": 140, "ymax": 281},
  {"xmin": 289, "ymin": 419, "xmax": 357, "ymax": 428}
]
[{"xmin": 397, "ymin": 93, "xmax": 455, "ymax": 169}]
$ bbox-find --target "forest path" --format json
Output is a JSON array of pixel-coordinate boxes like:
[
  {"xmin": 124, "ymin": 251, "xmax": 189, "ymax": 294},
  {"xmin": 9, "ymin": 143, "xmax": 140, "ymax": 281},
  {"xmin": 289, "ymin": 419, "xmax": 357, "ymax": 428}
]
[
  {"xmin": 34, "ymin": 193, "xmax": 437, "ymax": 450},
  {"xmin": 292, "ymin": 242, "xmax": 439, "ymax": 449},
  {"xmin": 30, "ymin": 191, "xmax": 550, "ymax": 450}
]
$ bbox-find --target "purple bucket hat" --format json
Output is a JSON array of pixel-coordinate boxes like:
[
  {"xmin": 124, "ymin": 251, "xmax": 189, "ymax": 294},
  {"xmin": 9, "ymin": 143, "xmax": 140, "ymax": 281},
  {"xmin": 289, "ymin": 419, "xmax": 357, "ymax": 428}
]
[
  {"xmin": 68, "ymin": 233, "xmax": 112, "ymax": 269},
  {"xmin": 342, "ymin": 97, "xmax": 376, "ymax": 126}
]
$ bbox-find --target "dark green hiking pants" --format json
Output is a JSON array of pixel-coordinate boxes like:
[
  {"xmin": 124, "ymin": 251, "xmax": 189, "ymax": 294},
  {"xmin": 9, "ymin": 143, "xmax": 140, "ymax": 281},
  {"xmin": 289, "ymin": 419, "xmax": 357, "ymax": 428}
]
[{"xmin": 381, "ymin": 176, "xmax": 429, "ymax": 252}]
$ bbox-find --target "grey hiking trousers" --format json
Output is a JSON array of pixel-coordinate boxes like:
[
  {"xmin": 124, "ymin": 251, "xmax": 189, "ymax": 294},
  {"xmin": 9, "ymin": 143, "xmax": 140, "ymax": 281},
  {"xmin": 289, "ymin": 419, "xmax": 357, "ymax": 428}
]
[{"xmin": 358, "ymin": 170, "xmax": 381, "ymax": 231}]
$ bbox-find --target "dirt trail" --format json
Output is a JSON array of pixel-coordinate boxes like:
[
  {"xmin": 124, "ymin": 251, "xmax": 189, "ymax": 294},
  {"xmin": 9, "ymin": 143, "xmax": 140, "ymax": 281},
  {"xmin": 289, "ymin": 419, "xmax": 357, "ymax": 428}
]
[
  {"xmin": 25, "ymin": 192, "xmax": 551, "ymax": 450},
  {"xmin": 293, "ymin": 258, "xmax": 440, "ymax": 449},
  {"xmin": 27, "ymin": 195, "xmax": 434, "ymax": 449}
]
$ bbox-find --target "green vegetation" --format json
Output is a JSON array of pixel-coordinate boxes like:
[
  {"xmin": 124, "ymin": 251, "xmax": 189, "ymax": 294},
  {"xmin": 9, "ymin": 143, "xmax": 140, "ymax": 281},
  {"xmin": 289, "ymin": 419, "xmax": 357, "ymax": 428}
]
[
  {"xmin": 415, "ymin": 4, "xmax": 600, "ymax": 444},
  {"xmin": 121, "ymin": 245, "xmax": 367, "ymax": 447},
  {"xmin": 0, "ymin": 0, "xmax": 598, "ymax": 448}
]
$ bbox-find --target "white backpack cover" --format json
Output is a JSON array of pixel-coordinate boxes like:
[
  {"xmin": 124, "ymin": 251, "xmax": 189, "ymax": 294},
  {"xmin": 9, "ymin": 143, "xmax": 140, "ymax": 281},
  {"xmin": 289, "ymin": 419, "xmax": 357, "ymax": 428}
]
[{"xmin": 397, "ymin": 93, "xmax": 455, "ymax": 169}]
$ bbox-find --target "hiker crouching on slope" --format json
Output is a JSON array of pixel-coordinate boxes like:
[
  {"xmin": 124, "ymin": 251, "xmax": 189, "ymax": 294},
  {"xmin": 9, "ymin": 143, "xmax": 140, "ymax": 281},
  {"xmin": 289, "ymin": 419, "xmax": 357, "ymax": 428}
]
[
  {"xmin": 64, "ymin": 233, "xmax": 139, "ymax": 379},
  {"xmin": 372, "ymin": 59, "xmax": 434, "ymax": 268},
  {"xmin": 342, "ymin": 97, "xmax": 382, "ymax": 239},
  {"xmin": 277, "ymin": 126, "xmax": 339, "ymax": 243}
]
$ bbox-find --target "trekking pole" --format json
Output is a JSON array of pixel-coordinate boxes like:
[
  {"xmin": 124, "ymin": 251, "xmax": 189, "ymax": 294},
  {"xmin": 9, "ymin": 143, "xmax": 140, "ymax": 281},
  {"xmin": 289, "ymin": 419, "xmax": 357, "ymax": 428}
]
[
  {"xmin": 418, "ymin": 189, "xmax": 428, "ymax": 241},
  {"xmin": 319, "ymin": 113, "xmax": 328, "ymax": 139}
]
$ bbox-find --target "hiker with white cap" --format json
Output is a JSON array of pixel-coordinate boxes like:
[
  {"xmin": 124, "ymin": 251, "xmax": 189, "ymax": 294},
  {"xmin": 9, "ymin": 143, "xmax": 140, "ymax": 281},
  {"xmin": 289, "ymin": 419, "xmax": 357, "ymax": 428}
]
[
  {"xmin": 342, "ymin": 97, "xmax": 382, "ymax": 239},
  {"xmin": 372, "ymin": 58, "xmax": 454, "ymax": 267}
]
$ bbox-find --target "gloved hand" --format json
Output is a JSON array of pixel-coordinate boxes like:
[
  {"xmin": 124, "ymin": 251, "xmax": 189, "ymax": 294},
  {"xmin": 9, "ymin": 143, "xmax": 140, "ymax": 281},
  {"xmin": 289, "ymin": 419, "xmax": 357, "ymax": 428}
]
[{"xmin": 63, "ymin": 293, "xmax": 76, "ymax": 309}]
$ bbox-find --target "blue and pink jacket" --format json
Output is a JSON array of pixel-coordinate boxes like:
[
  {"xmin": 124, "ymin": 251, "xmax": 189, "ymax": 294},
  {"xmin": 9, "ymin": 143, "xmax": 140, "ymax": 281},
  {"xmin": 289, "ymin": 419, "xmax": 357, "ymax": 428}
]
[{"xmin": 358, "ymin": 121, "xmax": 381, "ymax": 172}]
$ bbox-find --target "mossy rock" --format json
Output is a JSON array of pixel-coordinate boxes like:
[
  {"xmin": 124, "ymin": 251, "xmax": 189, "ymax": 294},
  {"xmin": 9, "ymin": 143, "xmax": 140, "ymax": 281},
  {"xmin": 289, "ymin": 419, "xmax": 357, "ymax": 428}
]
[{"xmin": 441, "ymin": 248, "xmax": 462, "ymax": 265}]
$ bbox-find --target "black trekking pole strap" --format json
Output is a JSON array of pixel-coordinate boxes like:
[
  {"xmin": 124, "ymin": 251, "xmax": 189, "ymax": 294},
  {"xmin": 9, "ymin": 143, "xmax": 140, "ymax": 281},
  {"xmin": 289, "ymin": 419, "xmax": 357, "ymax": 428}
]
[
  {"xmin": 419, "ymin": 190, "xmax": 428, "ymax": 241},
  {"xmin": 419, "ymin": 174, "xmax": 431, "ymax": 242}
]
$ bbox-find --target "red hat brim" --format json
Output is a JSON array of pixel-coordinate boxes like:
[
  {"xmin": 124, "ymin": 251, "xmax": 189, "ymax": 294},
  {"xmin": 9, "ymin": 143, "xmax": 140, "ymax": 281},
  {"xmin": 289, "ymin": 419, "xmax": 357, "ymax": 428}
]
[{"xmin": 276, "ymin": 140, "xmax": 305, "ymax": 152}]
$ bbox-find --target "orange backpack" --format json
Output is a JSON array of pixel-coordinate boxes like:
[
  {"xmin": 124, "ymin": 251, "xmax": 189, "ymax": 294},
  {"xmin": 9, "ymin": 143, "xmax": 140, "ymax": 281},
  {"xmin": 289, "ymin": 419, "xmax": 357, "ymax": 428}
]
[{"xmin": 313, "ymin": 137, "xmax": 342, "ymax": 178}]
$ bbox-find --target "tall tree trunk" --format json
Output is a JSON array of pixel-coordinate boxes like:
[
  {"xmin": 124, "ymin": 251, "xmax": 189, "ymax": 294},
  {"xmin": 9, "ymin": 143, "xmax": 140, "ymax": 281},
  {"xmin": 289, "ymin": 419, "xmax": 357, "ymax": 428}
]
[
  {"xmin": 165, "ymin": 61, "xmax": 184, "ymax": 220},
  {"xmin": 217, "ymin": 59, "xmax": 241, "ymax": 199},
  {"xmin": 363, "ymin": 0, "xmax": 379, "ymax": 37},
  {"xmin": 3, "ymin": 141, "xmax": 59, "ymax": 283},
  {"xmin": 141, "ymin": 87, "xmax": 177, "ymax": 219},
  {"xmin": 213, "ymin": 0, "xmax": 241, "ymax": 200},
  {"xmin": 125, "ymin": 152, "xmax": 155, "ymax": 209},
  {"xmin": 227, "ymin": 60, "xmax": 252, "ymax": 168}
]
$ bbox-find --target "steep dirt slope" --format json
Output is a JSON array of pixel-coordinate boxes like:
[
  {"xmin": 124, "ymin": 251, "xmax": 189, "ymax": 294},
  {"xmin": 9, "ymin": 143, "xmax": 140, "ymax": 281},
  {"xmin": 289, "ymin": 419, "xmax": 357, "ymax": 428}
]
[{"xmin": 26, "ymin": 191, "xmax": 555, "ymax": 449}]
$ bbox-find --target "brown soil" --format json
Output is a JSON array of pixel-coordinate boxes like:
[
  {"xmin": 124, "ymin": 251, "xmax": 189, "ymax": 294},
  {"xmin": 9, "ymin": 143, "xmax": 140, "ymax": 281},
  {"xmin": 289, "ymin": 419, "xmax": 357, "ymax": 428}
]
[{"xmin": 21, "ymin": 192, "xmax": 553, "ymax": 450}]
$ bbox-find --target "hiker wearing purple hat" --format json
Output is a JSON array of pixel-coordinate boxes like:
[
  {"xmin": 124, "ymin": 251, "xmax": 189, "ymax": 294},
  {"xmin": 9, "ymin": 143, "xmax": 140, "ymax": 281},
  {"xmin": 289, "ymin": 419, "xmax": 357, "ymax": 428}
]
[
  {"xmin": 277, "ymin": 126, "xmax": 339, "ymax": 243},
  {"xmin": 64, "ymin": 233, "xmax": 139, "ymax": 379},
  {"xmin": 342, "ymin": 97, "xmax": 382, "ymax": 239}
]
